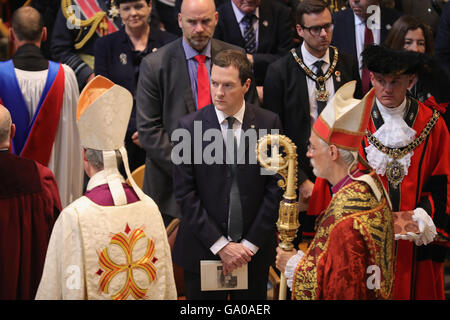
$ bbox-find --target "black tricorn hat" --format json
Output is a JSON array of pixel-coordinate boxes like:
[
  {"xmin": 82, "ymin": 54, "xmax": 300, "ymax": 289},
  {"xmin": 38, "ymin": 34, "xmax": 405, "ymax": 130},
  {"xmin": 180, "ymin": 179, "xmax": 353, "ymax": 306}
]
[{"xmin": 362, "ymin": 45, "xmax": 431, "ymax": 76}]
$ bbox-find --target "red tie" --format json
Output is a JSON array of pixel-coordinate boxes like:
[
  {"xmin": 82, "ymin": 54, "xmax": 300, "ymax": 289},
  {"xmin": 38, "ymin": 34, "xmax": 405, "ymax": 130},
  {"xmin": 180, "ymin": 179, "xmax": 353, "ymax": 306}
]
[
  {"xmin": 361, "ymin": 25, "xmax": 374, "ymax": 94},
  {"xmin": 194, "ymin": 54, "xmax": 211, "ymax": 109}
]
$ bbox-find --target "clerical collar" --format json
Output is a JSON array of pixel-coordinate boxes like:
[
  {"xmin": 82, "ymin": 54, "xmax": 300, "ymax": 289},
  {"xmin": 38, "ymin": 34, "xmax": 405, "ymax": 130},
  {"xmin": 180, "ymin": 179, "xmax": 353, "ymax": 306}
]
[
  {"xmin": 331, "ymin": 168, "xmax": 363, "ymax": 194},
  {"xmin": 86, "ymin": 169, "xmax": 126, "ymax": 192},
  {"xmin": 0, "ymin": 148, "xmax": 9, "ymax": 153},
  {"xmin": 12, "ymin": 44, "xmax": 48, "ymax": 71}
]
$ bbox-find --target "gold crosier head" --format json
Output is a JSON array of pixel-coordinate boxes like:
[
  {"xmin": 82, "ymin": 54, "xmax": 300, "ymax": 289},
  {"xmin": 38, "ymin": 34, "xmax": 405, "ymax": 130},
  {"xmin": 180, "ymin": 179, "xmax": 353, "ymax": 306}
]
[{"xmin": 256, "ymin": 134, "xmax": 300, "ymax": 251}]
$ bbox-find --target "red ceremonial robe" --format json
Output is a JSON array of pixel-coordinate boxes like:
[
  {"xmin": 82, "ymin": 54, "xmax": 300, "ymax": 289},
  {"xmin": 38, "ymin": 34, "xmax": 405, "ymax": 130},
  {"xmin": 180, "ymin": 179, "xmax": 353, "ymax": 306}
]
[
  {"xmin": 307, "ymin": 97, "xmax": 450, "ymax": 300},
  {"xmin": 0, "ymin": 151, "xmax": 61, "ymax": 299},
  {"xmin": 293, "ymin": 171, "xmax": 394, "ymax": 300}
]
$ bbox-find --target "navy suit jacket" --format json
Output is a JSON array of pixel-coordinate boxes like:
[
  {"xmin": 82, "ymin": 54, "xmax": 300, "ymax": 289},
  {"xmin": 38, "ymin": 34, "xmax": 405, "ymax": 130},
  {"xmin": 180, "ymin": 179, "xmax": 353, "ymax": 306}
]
[
  {"xmin": 331, "ymin": 7, "xmax": 402, "ymax": 60},
  {"xmin": 436, "ymin": 2, "xmax": 450, "ymax": 79},
  {"xmin": 214, "ymin": 0, "xmax": 294, "ymax": 85},
  {"xmin": 172, "ymin": 103, "xmax": 283, "ymax": 273},
  {"xmin": 136, "ymin": 38, "xmax": 261, "ymax": 221},
  {"xmin": 94, "ymin": 26, "xmax": 177, "ymax": 96}
]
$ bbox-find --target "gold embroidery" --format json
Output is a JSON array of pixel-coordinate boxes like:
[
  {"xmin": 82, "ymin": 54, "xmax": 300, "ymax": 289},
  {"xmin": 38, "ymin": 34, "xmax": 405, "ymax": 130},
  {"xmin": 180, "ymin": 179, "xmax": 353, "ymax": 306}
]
[
  {"xmin": 97, "ymin": 224, "xmax": 157, "ymax": 300},
  {"xmin": 293, "ymin": 175, "xmax": 394, "ymax": 299}
]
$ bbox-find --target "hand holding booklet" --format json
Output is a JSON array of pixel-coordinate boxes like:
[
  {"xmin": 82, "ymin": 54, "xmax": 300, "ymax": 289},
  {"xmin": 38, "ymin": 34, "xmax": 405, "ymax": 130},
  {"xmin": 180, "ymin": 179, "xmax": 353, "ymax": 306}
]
[{"xmin": 200, "ymin": 260, "xmax": 248, "ymax": 291}]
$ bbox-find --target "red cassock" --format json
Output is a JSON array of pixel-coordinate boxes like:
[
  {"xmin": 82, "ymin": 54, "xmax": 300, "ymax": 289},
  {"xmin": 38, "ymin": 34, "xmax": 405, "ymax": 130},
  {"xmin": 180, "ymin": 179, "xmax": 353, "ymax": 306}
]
[
  {"xmin": 0, "ymin": 151, "xmax": 61, "ymax": 299},
  {"xmin": 307, "ymin": 98, "xmax": 450, "ymax": 299}
]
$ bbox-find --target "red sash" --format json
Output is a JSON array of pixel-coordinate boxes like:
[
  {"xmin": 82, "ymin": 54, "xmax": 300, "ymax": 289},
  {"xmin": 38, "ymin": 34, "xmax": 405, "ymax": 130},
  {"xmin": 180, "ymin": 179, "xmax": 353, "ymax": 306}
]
[
  {"xmin": 76, "ymin": 0, "xmax": 119, "ymax": 34},
  {"xmin": 21, "ymin": 65, "xmax": 65, "ymax": 167}
]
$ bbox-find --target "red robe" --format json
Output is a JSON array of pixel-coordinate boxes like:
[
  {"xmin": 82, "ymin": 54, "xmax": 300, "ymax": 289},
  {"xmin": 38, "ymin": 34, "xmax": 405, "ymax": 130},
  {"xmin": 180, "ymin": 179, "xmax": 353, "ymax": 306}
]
[
  {"xmin": 307, "ymin": 97, "xmax": 450, "ymax": 299},
  {"xmin": 293, "ymin": 171, "xmax": 394, "ymax": 299},
  {"xmin": 0, "ymin": 151, "xmax": 61, "ymax": 299}
]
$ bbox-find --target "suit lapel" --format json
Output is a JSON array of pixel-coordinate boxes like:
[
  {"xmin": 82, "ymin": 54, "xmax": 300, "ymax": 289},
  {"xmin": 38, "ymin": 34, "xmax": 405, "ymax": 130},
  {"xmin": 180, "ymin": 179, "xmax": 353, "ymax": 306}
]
[
  {"xmin": 346, "ymin": 10, "xmax": 358, "ymax": 58},
  {"xmin": 330, "ymin": 47, "xmax": 341, "ymax": 91},
  {"xmin": 173, "ymin": 39, "xmax": 196, "ymax": 113},
  {"xmin": 239, "ymin": 103, "xmax": 257, "ymax": 165},
  {"xmin": 223, "ymin": 2, "xmax": 245, "ymax": 47},
  {"xmin": 257, "ymin": 1, "xmax": 271, "ymax": 53},
  {"xmin": 295, "ymin": 48, "xmax": 312, "ymax": 122}
]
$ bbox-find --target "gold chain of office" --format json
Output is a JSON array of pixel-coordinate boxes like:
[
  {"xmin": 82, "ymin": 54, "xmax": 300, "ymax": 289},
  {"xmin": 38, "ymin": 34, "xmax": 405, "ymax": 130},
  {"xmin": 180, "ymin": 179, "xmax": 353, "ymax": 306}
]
[
  {"xmin": 290, "ymin": 46, "xmax": 339, "ymax": 102},
  {"xmin": 366, "ymin": 109, "xmax": 440, "ymax": 188}
]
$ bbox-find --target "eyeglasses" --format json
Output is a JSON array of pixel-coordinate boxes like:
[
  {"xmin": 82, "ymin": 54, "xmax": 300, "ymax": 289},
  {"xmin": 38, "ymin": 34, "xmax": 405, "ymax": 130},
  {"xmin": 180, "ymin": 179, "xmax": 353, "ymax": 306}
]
[{"xmin": 301, "ymin": 23, "xmax": 334, "ymax": 36}]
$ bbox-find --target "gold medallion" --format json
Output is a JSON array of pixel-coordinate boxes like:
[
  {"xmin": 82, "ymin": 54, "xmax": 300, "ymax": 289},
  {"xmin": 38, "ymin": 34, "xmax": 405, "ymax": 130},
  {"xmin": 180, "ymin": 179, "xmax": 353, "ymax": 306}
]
[
  {"xmin": 385, "ymin": 159, "xmax": 405, "ymax": 189},
  {"xmin": 315, "ymin": 88, "xmax": 329, "ymax": 102}
]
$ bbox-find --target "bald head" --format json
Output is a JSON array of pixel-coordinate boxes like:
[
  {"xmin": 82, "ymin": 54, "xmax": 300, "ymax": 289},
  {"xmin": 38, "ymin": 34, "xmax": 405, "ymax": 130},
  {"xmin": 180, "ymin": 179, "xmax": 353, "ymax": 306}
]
[
  {"xmin": 11, "ymin": 6, "xmax": 44, "ymax": 43},
  {"xmin": 179, "ymin": 0, "xmax": 218, "ymax": 51},
  {"xmin": 0, "ymin": 105, "xmax": 12, "ymax": 148}
]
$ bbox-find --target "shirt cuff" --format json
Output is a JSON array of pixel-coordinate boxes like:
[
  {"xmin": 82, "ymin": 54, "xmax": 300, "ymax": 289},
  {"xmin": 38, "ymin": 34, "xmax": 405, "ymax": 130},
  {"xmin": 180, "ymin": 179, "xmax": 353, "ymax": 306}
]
[
  {"xmin": 210, "ymin": 236, "xmax": 229, "ymax": 255},
  {"xmin": 241, "ymin": 239, "xmax": 259, "ymax": 254},
  {"xmin": 285, "ymin": 251, "xmax": 304, "ymax": 289}
]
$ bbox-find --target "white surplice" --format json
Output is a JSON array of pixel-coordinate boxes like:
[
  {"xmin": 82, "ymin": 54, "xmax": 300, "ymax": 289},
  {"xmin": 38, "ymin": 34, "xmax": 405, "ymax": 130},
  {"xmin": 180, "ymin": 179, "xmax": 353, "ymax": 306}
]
[{"xmin": 14, "ymin": 65, "xmax": 83, "ymax": 207}]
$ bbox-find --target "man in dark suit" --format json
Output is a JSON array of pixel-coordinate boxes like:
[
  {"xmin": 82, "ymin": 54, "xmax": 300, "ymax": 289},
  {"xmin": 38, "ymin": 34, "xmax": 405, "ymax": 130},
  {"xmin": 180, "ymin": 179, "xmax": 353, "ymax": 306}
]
[
  {"xmin": 331, "ymin": 0, "xmax": 401, "ymax": 93},
  {"xmin": 94, "ymin": 0, "xmax": 177, "ymax": 172},
  {"xmin": 213, "ymin": 0, "xmax": 294, "ymax": 86},
  {"xmin": 172, "ymin": 50, "xmax": 282, "ymax": 299},
  {"xmin": 435, "ymin": 2, "xmax": 450, "ymax": 79},
  {"xmin": 136, "ymin": 0, "xmax": 259, "ymax": 226},
  {"xmin": 263, "ymin": 0, "xmax": 361, "ymax": 236}
]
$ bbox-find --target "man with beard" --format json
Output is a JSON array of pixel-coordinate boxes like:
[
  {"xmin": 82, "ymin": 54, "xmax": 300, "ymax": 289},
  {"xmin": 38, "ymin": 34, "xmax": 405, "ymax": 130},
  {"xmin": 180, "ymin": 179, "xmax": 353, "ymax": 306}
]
[
  {"xmin": 275, "ymin": 81, "xmax": 395, "ymax": 300},
  {"xmin": 308, "ymin": 45, "xmax": 450, "ymax": 299}
]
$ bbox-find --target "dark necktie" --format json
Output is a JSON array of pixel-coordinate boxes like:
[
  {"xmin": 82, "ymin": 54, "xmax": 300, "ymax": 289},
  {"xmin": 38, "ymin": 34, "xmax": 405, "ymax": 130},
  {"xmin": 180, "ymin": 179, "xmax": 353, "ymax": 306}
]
[
  {"xmin": 313, "ymin": 60, "xmax": 327, "ymax": 116},
  {"xmin": 242, "ymin": 14, "xmax": 257, "ymax": 54},
  {"xmin": 226, "ymin": 116, "xmax": 243, "ymax": 242},
  {"xmin": 361, "ymin": 26, "xmax": 374, "ymax": 94},
  {"xmin": 194, "ymin": 54, "xmax": 211, "ymax": 109}
]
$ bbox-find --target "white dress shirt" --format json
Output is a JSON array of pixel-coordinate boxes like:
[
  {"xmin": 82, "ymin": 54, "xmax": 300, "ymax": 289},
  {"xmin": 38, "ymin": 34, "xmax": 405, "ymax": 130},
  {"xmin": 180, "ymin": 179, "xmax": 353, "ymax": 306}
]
[
  {"xmin": 231, "ymin": 0, "xmax": 260, "ymax": 51},
  {"xmin": 301, "ymin": 43, "xmax": 335, "ymax": 126},
  {"xmin": 210, "ymin": 100, "xmax": 259, "ymax": 255},
  {"xmin": 354, "ymin": 12, "xmax": 381, "ymax": 77}
]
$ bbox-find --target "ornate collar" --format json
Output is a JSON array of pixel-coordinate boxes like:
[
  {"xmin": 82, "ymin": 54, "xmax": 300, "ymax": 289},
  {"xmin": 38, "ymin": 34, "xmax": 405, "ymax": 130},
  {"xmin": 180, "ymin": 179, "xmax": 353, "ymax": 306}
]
[{"xmin": 290, "ymin": 46, "xmax": 339, "ymax": 102}]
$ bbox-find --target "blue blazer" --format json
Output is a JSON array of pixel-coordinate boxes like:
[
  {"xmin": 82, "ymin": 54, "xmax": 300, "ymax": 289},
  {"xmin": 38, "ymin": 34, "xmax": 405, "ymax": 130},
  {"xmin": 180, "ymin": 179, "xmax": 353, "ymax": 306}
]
[
  {"xmin": 94, "ymin": 26, "xmax": 177, "ymax": 96},
  {"xmin": 214, "ymin": 0, "xmax": 294, "ymax": 85}
]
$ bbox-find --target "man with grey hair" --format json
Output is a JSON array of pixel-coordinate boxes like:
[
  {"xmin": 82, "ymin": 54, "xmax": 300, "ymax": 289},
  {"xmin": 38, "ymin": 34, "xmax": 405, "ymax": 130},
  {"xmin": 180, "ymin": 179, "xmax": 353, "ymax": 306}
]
[
  {"xmin": 0, "ymin": 6, "xmax": 83, "ymax": 208},
  {"xmin": 276, "ymin": 82, "xmax": 395, "ymax": 299},
  {"xmin": 0, "ymin": 104, "xmax": 61, "ymax": 300},
  {"xmin": 36, "ymin": 76, "xmax": 176, "ymax": 300}
]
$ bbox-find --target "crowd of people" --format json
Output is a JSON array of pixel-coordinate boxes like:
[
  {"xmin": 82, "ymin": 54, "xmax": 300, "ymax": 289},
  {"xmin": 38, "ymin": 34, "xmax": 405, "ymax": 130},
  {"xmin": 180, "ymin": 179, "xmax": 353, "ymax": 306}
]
[{"xmin": 0, "ymin": 0, "xmax": 449, "ymax": 301}]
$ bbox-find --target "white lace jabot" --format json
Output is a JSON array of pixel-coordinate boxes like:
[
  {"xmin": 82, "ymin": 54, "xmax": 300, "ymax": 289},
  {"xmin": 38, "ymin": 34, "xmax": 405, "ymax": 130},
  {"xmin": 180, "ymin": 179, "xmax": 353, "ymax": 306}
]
[{"xmin": 365, "ymin": 98, "xmax": 416, "ymax": 176}]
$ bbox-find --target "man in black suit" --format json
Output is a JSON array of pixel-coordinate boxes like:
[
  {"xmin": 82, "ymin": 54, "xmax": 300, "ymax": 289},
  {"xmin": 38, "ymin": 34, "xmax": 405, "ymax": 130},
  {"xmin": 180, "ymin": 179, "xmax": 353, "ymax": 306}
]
[
  {"xmin": 213, "ymin": 0, "xmax": 294, "ymax": 87},
  {"xmin": 172, "ymin": 50, "xmax": 282, "ymax": 299},
  {"xmin": 136, "ymin": 0, "xmax": 259, "ymax": 226},
  {"xmin": 331, "ymin": 0, "xmax": 401, "ymax": 93},
  {"xmin": 263, "ymin": 0, "xmax": 361, "ymax": 235}
]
